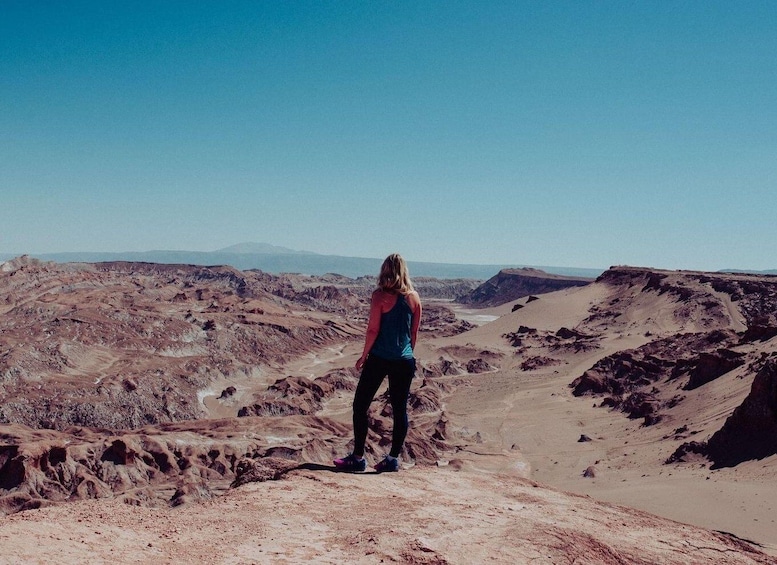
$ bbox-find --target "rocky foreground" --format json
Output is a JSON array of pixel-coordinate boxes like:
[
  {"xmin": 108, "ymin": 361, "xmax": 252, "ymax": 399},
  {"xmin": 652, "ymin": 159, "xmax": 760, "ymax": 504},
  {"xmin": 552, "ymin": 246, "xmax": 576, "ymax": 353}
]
[{"xmin": 1, "ymin": 465, "xmax": 773, "ymax": 565}]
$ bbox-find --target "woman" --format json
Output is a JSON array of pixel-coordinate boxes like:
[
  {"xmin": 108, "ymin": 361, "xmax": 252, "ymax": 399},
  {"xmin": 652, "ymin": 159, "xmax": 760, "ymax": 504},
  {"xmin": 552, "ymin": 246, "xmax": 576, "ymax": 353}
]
[{"xmin": 334, "ymin": 253, "xmax": 422, "ymax": 472}]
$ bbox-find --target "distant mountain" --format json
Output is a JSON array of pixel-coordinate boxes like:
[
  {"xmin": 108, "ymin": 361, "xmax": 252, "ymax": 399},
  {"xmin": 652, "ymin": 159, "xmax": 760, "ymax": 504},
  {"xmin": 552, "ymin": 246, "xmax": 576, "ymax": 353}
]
[
  {"xmin": 0, "ymin": 244, "xmax": 604, "ymax": 280},
  {"xmin": 215, "ymin": 242, "xmax": 314, "ymax": 255}
]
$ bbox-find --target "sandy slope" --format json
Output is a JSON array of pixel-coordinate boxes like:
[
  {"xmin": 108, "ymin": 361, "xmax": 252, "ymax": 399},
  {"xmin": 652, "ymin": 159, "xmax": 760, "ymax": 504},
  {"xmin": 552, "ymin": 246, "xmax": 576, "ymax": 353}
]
[
  {"xmin": 442, "ymin": 362, "xmax": 777, "ymax": 556},
  {"xmin": 1, "ymin": 465, "xmax": 772, "ymax": 565},
  {"xmin": 437, "ymin": 281, "xmax": 777, "ymax": 557}
]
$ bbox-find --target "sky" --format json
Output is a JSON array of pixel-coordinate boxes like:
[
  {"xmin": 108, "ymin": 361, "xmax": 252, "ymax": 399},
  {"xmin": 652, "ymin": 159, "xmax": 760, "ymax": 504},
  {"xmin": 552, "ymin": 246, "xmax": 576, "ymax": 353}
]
[{"xmin": 2, "ymin": 1, "xmax": 776, "ymax": 271}]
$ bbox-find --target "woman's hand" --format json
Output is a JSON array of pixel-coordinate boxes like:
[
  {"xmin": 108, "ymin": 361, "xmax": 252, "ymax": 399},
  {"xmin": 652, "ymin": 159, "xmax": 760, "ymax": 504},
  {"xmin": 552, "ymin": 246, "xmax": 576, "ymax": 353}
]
[{"xmin": 355, "ymin": 355, "xmax": 367, "ymax": 371}]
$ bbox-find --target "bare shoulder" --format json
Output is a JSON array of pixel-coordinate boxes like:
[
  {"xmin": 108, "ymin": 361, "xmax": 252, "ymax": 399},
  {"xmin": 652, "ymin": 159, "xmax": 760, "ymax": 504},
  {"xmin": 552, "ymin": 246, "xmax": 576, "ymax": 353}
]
[
  {"xmin": 406, "ymin": 290, "xmax": 422, "ymax": 310},
  {"xmin": 372, "ymin": 289, "xmax": 395, "ymax": 309},
  {"xmin": 372, "ymin": 288, "xmax": 390, "ymax": 301}
]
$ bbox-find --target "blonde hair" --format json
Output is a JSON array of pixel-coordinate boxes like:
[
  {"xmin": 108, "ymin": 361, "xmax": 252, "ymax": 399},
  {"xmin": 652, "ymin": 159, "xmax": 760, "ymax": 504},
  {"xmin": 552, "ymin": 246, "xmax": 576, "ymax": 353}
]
[{"xmin": 378, "ymin": 253, "xmax": 414, "ymax": 294}]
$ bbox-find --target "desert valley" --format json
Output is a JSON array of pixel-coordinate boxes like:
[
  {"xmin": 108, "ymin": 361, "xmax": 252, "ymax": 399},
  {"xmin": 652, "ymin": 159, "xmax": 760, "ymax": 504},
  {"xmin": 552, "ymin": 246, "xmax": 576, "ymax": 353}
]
[{"xmin": 1, "ymin": 256, "xmax": 777, "ymax": 564}]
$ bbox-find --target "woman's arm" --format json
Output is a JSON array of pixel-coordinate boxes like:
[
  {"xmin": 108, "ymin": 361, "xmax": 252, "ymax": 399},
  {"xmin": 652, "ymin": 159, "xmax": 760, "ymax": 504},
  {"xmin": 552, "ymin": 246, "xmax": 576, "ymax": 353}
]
[
  {"xmin": 356, "ymin": 290, "xmax": 383, "ymax": 370},
  {"xmin": 409, "ymin": 291, "xmax": 422, "ymax": 351}
]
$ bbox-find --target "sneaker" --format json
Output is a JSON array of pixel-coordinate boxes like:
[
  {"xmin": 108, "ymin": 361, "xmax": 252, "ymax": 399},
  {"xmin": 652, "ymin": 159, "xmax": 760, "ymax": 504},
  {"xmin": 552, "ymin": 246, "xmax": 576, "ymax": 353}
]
[
  {"xmin": 333, "ymin": 453, "xmax": 367, "ymax": 472},
  {"xmin": 374, "ymin": 455, "xmax": 400, "ymax": 473}
]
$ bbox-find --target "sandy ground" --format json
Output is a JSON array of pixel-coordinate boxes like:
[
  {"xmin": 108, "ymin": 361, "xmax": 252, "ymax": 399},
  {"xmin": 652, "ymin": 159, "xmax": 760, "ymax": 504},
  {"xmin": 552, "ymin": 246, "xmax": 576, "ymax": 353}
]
[
  {"xmin": 437, "ymin": 285, "xmax": 777, "ymax": 557},
  {"xmin": 443, "ymin": 364, "xmax": 777, "ymax": 556}
]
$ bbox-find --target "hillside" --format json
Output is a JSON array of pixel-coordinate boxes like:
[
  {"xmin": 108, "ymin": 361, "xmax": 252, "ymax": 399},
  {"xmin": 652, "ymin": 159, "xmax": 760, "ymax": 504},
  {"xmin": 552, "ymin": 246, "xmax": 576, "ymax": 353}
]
[{"xmin": 437, "ymin": 266, "xmax": 777, "ymax": 553}]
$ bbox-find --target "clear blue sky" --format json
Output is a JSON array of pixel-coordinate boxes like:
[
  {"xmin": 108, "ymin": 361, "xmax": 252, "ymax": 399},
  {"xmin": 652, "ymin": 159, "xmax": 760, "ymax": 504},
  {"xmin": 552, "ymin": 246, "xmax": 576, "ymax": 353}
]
[{"xmin": 2, "ymin": 1, "xmax": 775, "ymax": 271}]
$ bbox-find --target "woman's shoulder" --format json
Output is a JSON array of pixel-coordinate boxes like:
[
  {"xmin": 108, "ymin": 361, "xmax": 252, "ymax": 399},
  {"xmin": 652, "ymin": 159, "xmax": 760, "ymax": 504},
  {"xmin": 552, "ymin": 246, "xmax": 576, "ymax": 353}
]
[
  {"xmin": 371, "ymin": 288, "xmax": 395, "ymax": 303},
  {"xmin": 373, "ymin": 287, "xmax": 418, "ymax": 303},
  {"xmin": 405, "ymin": 290, "xmax": 421, "ymax": 307}
]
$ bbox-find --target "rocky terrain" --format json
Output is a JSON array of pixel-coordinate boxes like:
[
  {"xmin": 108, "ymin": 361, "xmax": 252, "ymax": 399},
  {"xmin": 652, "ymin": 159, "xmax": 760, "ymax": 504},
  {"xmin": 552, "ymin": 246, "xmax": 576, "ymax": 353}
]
[
  {"xmin": 0, "ymin": 257, "xmax": 477, "ymax": 516},
  {"xmin": 0, "ymin": 258, "xmax": 359, "ymax": 430},
  {"xmin": 3, "ymin": 465, "xmax": 773, "ymax": 565},
  {"xmin": 261, "ymin": 272, "xmax": 481, "ymax": 315},
  {"xmin": 0, "ymin": 257, "xmax": 475, "ymax": 430},
  {"xmin": 669, "ymin": 358, "xmax": 777, "ymax": 468},
  {"xmin": 2, "ymin": 258, "xmax": 777, "ymax": 562}
]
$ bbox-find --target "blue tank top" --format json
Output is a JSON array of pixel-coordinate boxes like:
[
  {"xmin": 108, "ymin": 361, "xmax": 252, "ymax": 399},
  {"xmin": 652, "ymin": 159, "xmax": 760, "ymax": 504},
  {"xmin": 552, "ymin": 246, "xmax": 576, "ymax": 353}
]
[{"xmin": 370, "ymin": 293, "xmax": 414, "ymax": 360}]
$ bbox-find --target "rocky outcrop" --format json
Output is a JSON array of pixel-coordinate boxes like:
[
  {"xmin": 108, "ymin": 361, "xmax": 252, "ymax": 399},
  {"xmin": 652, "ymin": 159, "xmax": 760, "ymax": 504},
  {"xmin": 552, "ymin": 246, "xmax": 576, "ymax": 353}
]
[
  {"xmin": 700, "ymin": 276, "xmax": 777, "ymax": 327},
  {"xmin": 704, "ymin": 358, "xmax": 777, "ymax": 466},
  {"xmin": 504, "ymin": 325, "xmax": 600, "ymax": 357},
  {"xmin": 419, "ymin": 304, "xmax": 476, "ymax": 337},
  {"xmin": 571, "ymin": 331, "xmax": 742, "ymax": 424},
  {"xmin": 520, "ymin": 356, "xmax": 562, "ymax": 371},
  {"xmin": 0, "ymin": 415, "xmax": 360, "ymax": 515},
  {"xmin": 668, "ymin": 358, "xmax": 777, "ymax": 468},
  {"xmin": 421, "ymin": 357, "xmax": 465, "ymax": 378},
  {"xmin": 412, "ymin": 277, "xmax": 483, "ymax": 300},
  {"xmin": 238, "ymin": 370, "xmax": 358, "ymax": 417},
  {"xmin": 596, "ymin": 267, "xmax": 777, "ymax": 330},
  {"xmin": 465, "ymin": 358, "xmax": 493, "ymax": 374},
  {"xmin": 230, "ymin": 457, "xmax": 301, "ymax": 487},
  {"xmin": 741, "ymin": 324, "xmax": 777, "ymax": 343},
  {"xmin": 683, "ymin": 349, "xmax": 745, "ymax": 390},
  {"xmin": 458, "ymin": 268, "xmax": 592, "ymax": 307}
]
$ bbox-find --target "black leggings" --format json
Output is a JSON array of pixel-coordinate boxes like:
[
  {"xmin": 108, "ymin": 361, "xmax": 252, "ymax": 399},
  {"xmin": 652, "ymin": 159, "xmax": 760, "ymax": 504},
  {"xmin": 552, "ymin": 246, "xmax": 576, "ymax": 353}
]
[{"xmin": 352, "ymin": 355, "xmax": 415, "ymax": 458}]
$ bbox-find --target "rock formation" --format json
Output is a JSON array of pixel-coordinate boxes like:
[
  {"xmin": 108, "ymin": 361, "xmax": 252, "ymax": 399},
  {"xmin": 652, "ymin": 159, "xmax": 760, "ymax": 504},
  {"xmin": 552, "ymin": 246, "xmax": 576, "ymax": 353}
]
[
  {"xmin": 569, "ymin": 267, "xmax": 777, "ymax": 431},
  {"xmin": 671, "ymin": 357, "xmax": 777, "ymax": 467},
  {"xmin": 459, "ymin": 268, "xmax": 592, "ymax": 307}
]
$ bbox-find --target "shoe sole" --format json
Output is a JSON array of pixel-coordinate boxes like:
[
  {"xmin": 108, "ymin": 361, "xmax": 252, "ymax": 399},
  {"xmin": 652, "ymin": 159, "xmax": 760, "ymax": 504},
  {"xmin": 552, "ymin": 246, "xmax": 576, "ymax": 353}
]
[
  {"xmin": 374, "ymin": 466, "xmax": 399, "ymax": 473},
  {"xmin": 333, "ymin": 461, "xmax": 367, "ymax": 473}
]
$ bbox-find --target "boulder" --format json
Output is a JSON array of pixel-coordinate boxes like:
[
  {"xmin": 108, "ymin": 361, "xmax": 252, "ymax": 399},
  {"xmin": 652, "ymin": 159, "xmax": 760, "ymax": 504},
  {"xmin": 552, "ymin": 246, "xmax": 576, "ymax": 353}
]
[{"xmin": 684, "ymin": 349, "xmax": 745, "ymax": 390}]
